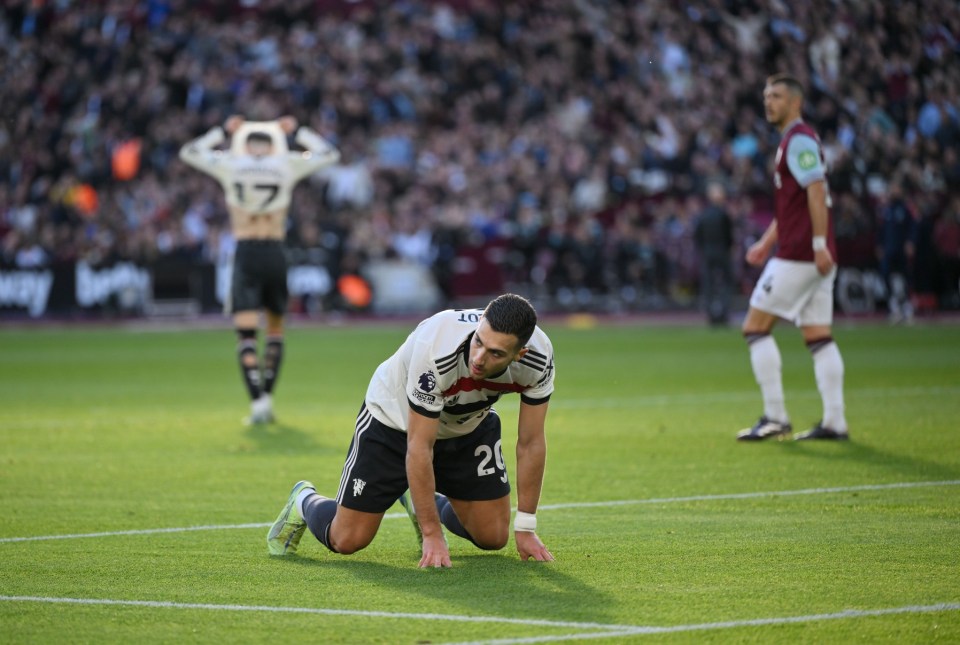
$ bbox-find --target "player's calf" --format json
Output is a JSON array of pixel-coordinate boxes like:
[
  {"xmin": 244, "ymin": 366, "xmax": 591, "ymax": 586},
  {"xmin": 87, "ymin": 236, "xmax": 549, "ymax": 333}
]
[
  {"xmin": 263, "ymin": 335, "xmax": 284, "ymax": 395},
  {"xmin": 236, "ymin": 328, "xmax": 262, "ymax": 401}
]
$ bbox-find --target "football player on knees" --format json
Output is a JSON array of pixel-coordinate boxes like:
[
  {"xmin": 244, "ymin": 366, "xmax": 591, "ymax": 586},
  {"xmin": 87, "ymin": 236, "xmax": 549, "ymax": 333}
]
[
  {"xmin": 266, "ymin": 294, "xmax": 556, "ymax": 567},
  {"xmin": 179, "ymin": 115, "xmax": 340, "ymax": 425},
  {"xmin": 737, "ymin": 74, "xmax": 848, "ymax": 442}
]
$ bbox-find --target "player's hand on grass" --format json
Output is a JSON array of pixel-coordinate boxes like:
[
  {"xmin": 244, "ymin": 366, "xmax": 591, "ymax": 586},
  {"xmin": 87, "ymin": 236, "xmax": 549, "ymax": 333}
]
[
  {"xmin": 419, "ymin": 535, "xmax": 452, "ymax": 569},
  {"xmin": 516, "ymin": 530, "xmax": 554, "ymax": 562}
]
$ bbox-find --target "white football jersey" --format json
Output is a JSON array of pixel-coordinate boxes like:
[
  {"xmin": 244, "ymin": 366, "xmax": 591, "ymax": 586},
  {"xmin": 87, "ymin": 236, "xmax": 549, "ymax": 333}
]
[
  {"xmin": 179, "ymin": 126, "xmax": 339, "ymax": 214},
  {"xmin": 365, "ymin": 308, "xmax": 555, "ymax": 439}
]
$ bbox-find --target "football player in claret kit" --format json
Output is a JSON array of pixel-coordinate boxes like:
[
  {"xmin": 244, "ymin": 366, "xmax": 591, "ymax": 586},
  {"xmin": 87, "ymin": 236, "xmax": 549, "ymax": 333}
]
[
  {"xmin": 179, "ymin": 116, "xmax": 339, "ymax": 425},
  {"xmin": 267, "ymin": 294, "xmax": 556, "ymax": 568},
  {"xmin": 737, "ymin": 73, "xmax": 849, "ymax": 441}
]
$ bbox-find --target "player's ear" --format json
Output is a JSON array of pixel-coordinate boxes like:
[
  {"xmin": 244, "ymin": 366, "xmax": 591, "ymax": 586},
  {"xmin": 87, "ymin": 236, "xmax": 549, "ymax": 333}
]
[{"xmin": 514, "ymin": 346, "xmax": 529, "ymax": 361}]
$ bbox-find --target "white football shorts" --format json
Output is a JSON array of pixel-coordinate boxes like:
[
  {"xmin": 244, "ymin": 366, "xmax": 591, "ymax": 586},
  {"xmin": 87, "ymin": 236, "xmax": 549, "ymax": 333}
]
[{"xmin": 749, "ymin": 258, "xmax": 837, "ymax": 326}]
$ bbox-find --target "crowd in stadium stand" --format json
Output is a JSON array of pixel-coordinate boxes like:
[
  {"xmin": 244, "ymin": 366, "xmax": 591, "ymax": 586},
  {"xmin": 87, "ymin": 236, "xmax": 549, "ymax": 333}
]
[{"xmin": 1, "ymin": 0, "xmax": 959, "ymax": 313}]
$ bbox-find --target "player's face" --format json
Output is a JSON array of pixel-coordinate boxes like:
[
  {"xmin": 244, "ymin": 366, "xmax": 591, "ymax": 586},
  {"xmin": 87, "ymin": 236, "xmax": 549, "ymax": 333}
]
[
  {"xmin": 763, "ymin": 83, "xmax": 796, "ymax": 128},
  {"xmin": 468, "ymin": 319, "xmax": 527, "ymax": 380}
]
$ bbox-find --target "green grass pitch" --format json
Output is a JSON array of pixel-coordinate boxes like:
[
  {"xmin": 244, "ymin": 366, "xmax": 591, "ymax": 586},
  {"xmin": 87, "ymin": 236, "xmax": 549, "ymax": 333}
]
[{"xmin": 1, "ymin": 318, "xmax": 959, "ymax": 643}]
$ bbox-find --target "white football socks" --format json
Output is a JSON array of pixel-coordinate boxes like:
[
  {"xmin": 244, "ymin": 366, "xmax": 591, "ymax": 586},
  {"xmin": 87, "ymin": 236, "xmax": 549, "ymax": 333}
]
[
  {"xmin": 811, "ymin": 340, "xmax": 847, "ymax": 433},
  {"xmin": 749, "ymin": 335, "xmax": 788, "ymax": 423},
  {"xmin": 295, "ymin": 486, "xmax": 317, "ymax": 521}
]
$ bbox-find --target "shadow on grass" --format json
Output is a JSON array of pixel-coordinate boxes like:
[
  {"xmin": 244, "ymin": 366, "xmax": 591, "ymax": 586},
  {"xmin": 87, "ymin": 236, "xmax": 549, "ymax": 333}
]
[
  {"xmin": 239, "ymin": 421, "xmax": 337, "ymax": 456},
  {"xmin": 285, "ymin": 553, "xmax": 617, "ymax": 625},
  {"xmin": 783, "ymin": 438, "xmax": 960, "ymax": 481}
]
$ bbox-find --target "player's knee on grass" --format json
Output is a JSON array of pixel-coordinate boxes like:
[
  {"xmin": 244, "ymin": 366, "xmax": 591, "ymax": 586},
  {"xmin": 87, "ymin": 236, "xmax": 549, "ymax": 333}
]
[
  {"xmin": 438, "ymin": 496, "xmax": 508, "ymax": 549},
  {"xmin": 329, "ymin": 527, "xmax": 376, "ymax": 555},
  {"xmin": 473, "ymin": 530, "xmax": 509, "ymax": 551},
  {"xmin": 463, "ymin": 520, "xmax": 509, "ymax": 551},
  {"xmin": 327, "ymin": 514, "xmax": 379, "ymax": 555}
]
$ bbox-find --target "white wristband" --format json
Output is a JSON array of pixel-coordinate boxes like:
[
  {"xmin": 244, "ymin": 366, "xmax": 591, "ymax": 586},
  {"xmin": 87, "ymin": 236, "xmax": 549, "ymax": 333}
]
[
  {"xmin": 812, "ymin": 236, "xmax": 827, "ymax": 251},
  {"xmin": 514, "ymin": 511, "xmax": 537, "ymax": 533}
]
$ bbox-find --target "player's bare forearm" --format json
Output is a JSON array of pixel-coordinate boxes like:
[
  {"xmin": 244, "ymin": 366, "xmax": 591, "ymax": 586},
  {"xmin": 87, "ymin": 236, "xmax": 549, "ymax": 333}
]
[
  {"xmin": 762, "ymin": 220, "xmax": 778, "ymax": 246},
  {"xmin": 514, "ymin": 401, "xmax": 554, "ymax": 562},
  {"xmin": 405, "ymin": 411, "xmax": 450, "ymax": 567},
  {"xmin": 515, "ymin": 401, "xmax": 549, "ymax": 514},
  {"xmin": 405, "ymin": 414, "xmax": 442, "ymax": 537},
  {"xmin": 807, "ymin": 181, "xmax": 829, "ymax": 238},
  {"xmin": 293, "ymin": 127, "xmax": 341, "ymax": 175},
  {"xmin": 807, "ymin": 181, "xmax": 835, "ymax": 275},
  {"xmin": 405, "ymin": 447, "xmax": 440, "ymax": 537},
  {"xmin": 178, "ymin": 127, "xmax": 225, "ymax": 173},
  {"xmin": 746, "ymin": 220, "xmax": 778, "ymax": 266}
]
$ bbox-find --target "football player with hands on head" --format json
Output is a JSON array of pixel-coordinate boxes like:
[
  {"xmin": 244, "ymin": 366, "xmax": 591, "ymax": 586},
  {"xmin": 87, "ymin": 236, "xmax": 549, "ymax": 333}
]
[
  {"xmin": 266, "ymin": 294, "xmax": 556, "ymax": 568},
  {"xmin": 738, "ymin": 73, "xmax": 849, "ymax": 442},
  {"xmin": 179, "ymin": 115, "xmax": 339, "ymax": 425}
]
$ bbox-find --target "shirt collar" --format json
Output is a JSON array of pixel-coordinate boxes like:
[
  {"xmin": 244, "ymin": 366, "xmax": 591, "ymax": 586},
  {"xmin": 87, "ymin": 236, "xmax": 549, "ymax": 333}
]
[{"xmin": 781, "ymin": 117, "xmax": 804, "ymax": 135}]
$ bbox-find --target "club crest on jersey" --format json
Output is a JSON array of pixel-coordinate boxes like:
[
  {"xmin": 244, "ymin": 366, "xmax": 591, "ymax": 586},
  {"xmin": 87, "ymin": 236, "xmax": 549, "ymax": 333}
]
[
  {"xmin": 418, "ymin": 371, "xmax": 437, "ymax": 393},
  {"xmin": 798, "ymin": 150, "xmax": 818, "ymax": 170}
]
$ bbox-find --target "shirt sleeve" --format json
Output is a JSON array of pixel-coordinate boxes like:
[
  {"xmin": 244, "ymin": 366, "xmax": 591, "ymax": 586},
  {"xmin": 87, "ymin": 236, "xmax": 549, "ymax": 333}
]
[
  {"xmin": 785, "ymin": 133, "xmax": 826, "ymax": 188},
  {"xmin": 178, "ymin": 127, "xmax": 227, "ymax": 179},
  {"xmin": 288, "ymin": 127, "xmax": 341, "ymax": 180},
  {"xmin": 405, "ymin": 334, "xmax": 445, "ymax": 419},
  {"xmin": 520, "ymin": 335, "xmax": 555, "ymax": 405}
]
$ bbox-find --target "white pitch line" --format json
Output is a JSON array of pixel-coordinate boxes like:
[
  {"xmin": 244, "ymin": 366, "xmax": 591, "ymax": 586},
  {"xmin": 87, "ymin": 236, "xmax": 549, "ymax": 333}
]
[
  {"xmin": 0, "ymin": 595, "xmax": 627, "ymax": 632},
  {"xmin": 537, "ymin": 479, "xmax": 960, "ymax": 511},
  {"xmin": 546, "ymin": 385, "xmax": 960, "ymax": 410},
  {"xmin": 1, "ymin": 595, "xmax": 957, "ymax": 643},
  {"xmin": 444, "ymin": 603, "xmax": 960, "ymax": 644},
  {"xmin": 2, "ymin": 480, "xmax": 959, "ymax": 544},
  {"xmin": 0, "ymin": 523, "xmax": 273, "ymax": 544}
]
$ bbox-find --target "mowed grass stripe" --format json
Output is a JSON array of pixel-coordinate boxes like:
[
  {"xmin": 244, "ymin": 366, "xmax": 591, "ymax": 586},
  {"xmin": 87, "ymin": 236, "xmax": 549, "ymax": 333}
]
[
  {"xmin": 4, "ymin": 383, "xmax": 956, "ymax": 430},
  {"xmin": 2, "ymin": 324, "xmax": 958, "ymax": 644},
  {"xmin": 2, "ymin": 595, "xmax": 957, "ymax": 643},
  {"xmin": 3, "ymin": 479, "xmax": 957, "ymax": 543},
  {"xmin": 445, "ymin": 603, "xmax": 960, "ymax": 644},
  {"xmin": 0, "ymin": 595, "xmax": 629, "ymax": 631}
]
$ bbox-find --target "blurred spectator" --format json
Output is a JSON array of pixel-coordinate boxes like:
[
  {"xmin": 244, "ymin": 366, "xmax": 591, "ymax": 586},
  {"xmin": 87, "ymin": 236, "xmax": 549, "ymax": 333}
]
[
  {"xmin": 0, "ymin": 0, "xmax": 958, "ymax": 315},
  {"xmin": 877, "ymin": 182, "xmax": 916, "ymax": 322},
  {"xmin": 694, "ymin": 183, "xmax": 735, "ymax": 326},
  {"xmin": 934, "ymin": 196, "xmax": 960, "ymax": 308}
]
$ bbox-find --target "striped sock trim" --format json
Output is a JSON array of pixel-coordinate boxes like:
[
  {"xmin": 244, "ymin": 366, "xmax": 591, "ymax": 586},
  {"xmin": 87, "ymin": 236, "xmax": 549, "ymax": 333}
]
[
  {"xmin": 743, "ymin": 332, "xmax": 770, "ymax": 345},
  {"xmin": 806, "ymin": 336, "xmax": 834, "ymax": 354}
]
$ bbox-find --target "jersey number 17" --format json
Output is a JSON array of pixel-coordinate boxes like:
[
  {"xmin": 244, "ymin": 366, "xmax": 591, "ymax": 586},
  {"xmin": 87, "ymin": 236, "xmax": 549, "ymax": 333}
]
[{"xmin": 233, "ymin": 182, "xmax": 280, "ymax": 210}]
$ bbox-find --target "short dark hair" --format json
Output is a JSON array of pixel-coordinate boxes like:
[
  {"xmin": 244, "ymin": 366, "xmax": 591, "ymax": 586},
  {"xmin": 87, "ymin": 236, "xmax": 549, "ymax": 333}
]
[
  {"xmin": 483, "ymin": 293, "xmax": 538, "ymax": 348},
  {"xmin": 766, "ymin": 73, "xmax": 804, "ymax": 98},
  {"xmin": 246, "ymin": 132, "xmax": 273, "ymax": 146}
]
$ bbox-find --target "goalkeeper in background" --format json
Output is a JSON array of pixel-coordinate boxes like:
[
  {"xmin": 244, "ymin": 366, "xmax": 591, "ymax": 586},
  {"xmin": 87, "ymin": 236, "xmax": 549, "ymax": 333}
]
[{"xmin": 179, "ymin": 115, "xmax": 340, "ymax": 424}]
